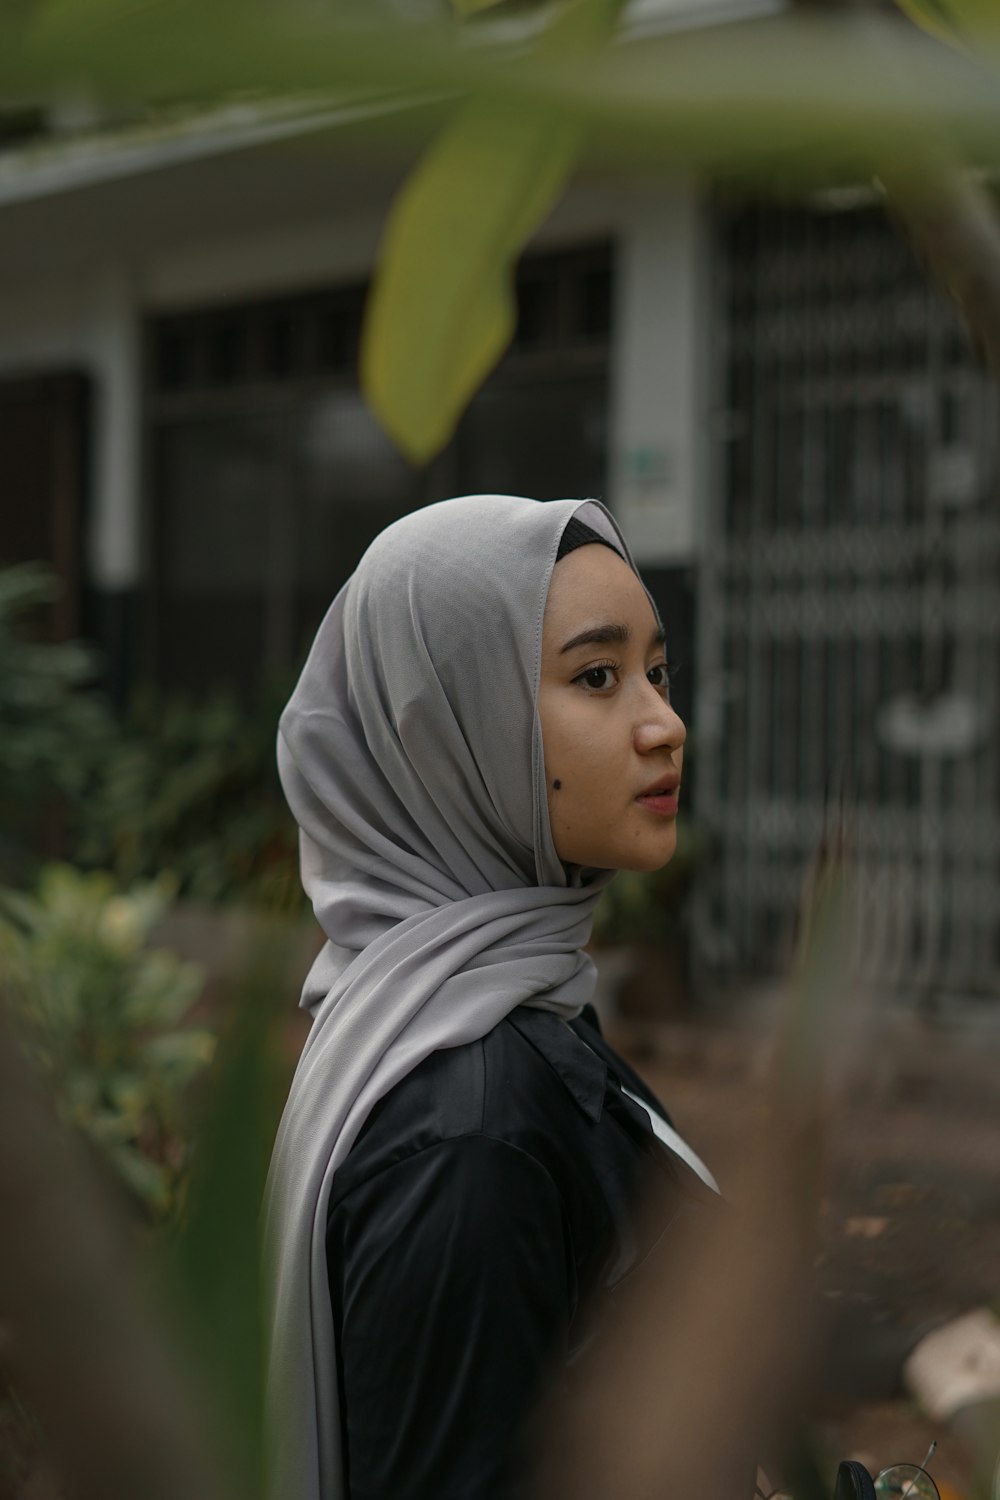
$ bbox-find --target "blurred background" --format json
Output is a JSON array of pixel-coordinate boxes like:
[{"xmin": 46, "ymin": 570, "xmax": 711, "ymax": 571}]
[
  {"xmin": 7, "ymin": 1, "xmax": 1000, "ymax": 1005},
  {"xmin": 2, "ymin": 0, "xmax": 1000, "ymax": 1495}
]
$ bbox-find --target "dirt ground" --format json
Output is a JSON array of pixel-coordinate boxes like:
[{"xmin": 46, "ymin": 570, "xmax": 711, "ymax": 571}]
[{"xmin": 609, "ymin": 981, "xmax": 1000, "ymax": 1498}]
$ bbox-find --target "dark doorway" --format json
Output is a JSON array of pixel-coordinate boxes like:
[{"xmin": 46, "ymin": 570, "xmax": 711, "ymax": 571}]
[{"xmin": 0, "ymin": 371, "xmax": 91, "ymax": 640}]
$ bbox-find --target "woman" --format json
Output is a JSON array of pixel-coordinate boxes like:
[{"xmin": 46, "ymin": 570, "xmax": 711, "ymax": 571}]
[{"xmin": 263, "ymin": 493, "xmax": 721, "ymax": 1500}]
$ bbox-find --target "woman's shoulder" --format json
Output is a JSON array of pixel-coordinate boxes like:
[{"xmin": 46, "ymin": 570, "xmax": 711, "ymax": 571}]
[{"xmin": 329, "ymin": 1006, "xmax": 600, "ymax": 1211}]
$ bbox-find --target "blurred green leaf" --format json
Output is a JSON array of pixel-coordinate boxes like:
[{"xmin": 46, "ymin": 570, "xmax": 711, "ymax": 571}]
[
  {"xmin": 1, "ymin": 3, "xmax": 998, "ymax": 166},
  {"xmin": 159, "ymin": 923, "xmax": 297, "ymax": 1500},
  {"xmin": 2, "ymin": 0, "xmax": 462, "ymax": 102},
  {"xmin": 897, "ymin": 0, "xmax": 1000, "ymax": 55},
  {"xmin": 30, "ymin": 0, "xmax": 164, "ymax": 33},
  {"xmin": 450, "ymin": 0, "xmax": 510, "ymax": 15},
  {"xmin": 361, "ymin": 0, "xmax": 623, "ymax": 460},
  {"xmin": 361, "ymin": 96, "xmax": 579, "ymax": 461}
]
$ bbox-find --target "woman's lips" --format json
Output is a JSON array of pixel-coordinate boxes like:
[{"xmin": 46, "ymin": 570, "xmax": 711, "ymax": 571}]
[{"xmin": 635, "ymin": 790, "xmax": 679, "ymax": 816}]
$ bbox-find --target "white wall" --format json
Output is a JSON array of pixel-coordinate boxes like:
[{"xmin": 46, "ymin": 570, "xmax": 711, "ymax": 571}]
[
  {"xmin": 0, "ymin": 270, "xmax": 142, "ymax": 591},
  {"xmin": 0, "ymin": 163, "xmax": 712, "ymax": 589},
  {"xmin": 144, "ymin": 210, "xmax": 386, "ymax": 310},
  {"xmin": 87, "ymin": 270, "xmax": 142, "ymax": 590},
  {"xmin": 0, "ymin": 200, "xmax": 394, "ymax": 597},
  {"xmin": 605, "ymin": 182, "xmax": 711, "ymax": 566}
]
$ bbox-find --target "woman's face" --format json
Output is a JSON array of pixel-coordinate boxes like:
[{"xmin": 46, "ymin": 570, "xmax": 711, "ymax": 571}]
[{"xmin": 539, "ymin": 542, "xmax": 686, "ymax": 873}]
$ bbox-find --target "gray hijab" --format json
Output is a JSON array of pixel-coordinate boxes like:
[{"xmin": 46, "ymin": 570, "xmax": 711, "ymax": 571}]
[{"xmin": 263, "ymin": 492, "xmax": 657, "ymax": 1500}]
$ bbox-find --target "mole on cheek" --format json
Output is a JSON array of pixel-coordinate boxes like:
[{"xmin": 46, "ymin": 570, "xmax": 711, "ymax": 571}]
[{"xmin": 552, "ymin": 779, "xmax": 562, "ymax": 791}]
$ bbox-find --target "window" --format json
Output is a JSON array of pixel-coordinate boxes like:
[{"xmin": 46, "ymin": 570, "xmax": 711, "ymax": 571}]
[{"xmin": 145, "ymin": 243, "xmax": 612, "ymax": 699}]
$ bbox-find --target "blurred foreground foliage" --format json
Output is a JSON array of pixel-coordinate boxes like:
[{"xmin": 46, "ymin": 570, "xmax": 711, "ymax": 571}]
[
  {"xmin": 0, "ymin": 2, "xmax": 998, "ymax": 1491},
  {"xmin": 0, "ymin": 555, "xmax": 305, "ymax": 1494},
  {"xmin": 0, "ymin": 3, "xmax": 999, "ymax": 457},
  {"xmin": 0, "ymin": 795, "xmax": 857, "ymax": 1500},
  {"xmin": 155, "ymin": 922, "xmax": 297, "ymax": 1500},
  {"xmin": 0, "ymin": 864, "xmax": 212, "ymax": 1223},
  {"xmin": 0, "ymin": 910, "xmax": 298, "ymax": 1500}
]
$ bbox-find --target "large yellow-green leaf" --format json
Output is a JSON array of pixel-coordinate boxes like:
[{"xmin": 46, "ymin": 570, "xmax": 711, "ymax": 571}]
[
  {"xmin": 360, "ymin": 98, "xmax": 579, "ymax": 463},
  {"xmin": 449, "ymin": 0, "xmax": 510, "ymax": 16},
  {"xmin": 896, "ymin": 0, "xmax": 1000, "ymax": 53},
  {"xmin": 360, "ymin": 0, "xmax": 626, "ymax": 463},
  {"xmin": 2, "ymin": 6, "xmax": 999, "ymax": 164}
]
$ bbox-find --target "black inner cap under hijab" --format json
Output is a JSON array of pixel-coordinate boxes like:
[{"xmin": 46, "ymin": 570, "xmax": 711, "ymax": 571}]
[{"xmin": 556, "ymin": 515, "xmax": 624, "ymax": 563}]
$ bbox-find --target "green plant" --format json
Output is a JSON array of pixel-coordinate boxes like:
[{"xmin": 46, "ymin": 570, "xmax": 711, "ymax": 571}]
[
  {"xmin": 74, "ymin": 680, "xmax": 304, "ymax": 913},
  {"xmin": 0, "ymin": 564, "xmax": 118, "ymax": 884},
  {"xmin": 0, "ymin": 863, "xmax": 214, "ymax": 1222},
  {"xmin": 0, "ymin": 561, "xmax": 302, "ymax": 911},
  {"xmin": 0, "ymin": 916, "xmax": 300, "ymax": 1500}
]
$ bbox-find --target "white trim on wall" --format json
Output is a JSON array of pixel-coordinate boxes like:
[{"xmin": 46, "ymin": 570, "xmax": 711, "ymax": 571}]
[
  {"xmin": 0, "ymin": 268, "xmax": 143, "ymax": 590},
  {"xmin": 605, "ymin": 182, "xmax": 710, "ymax": 567}
]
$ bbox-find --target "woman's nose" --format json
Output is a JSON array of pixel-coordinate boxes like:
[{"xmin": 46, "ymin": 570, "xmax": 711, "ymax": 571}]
[{"xmin": 634, "ymin": 701, "xmax": 686, "ymax": 753}]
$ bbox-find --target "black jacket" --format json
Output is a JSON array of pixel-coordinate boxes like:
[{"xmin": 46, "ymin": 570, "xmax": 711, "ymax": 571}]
[{"xmin": 326, "ymin": 1002, "xmax": 720, "ymax": 1500}]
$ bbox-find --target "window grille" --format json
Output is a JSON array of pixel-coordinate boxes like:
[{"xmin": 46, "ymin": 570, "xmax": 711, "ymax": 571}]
[
  {"xmin": 698, "ymin": 199, "xmax": 1000, "ymax": 999},
  {"xmin": 144, "ymin": 243, "xmax": 612, "ymax": 702}
]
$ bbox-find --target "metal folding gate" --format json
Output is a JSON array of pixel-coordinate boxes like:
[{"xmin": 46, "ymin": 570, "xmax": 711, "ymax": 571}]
[{"xmin": 696, "ymin": 198, "xmax": 1000, "ymax": 1000}]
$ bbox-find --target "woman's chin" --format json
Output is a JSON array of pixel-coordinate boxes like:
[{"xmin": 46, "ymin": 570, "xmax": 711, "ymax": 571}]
[
  {"xmin": 611, "ymin": 829, "xmax": 678, "ymax": 874},
  {"xmin": 558, "ymin": 817, "xmax": 678, "ymax": 873}
]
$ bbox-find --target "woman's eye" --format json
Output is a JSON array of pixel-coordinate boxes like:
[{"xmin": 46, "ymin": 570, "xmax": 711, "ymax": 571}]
[
  {"xmin": 579, "ymin": 665, "xmax": 616, "ymax": 691},
  {"xmin": 574, "ymin": 661, "xmax": 675, "ymax": 693}
]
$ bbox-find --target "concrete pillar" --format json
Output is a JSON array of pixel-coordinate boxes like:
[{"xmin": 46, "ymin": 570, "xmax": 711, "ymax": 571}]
[
  {"xmin": 607, "ymin": 184, "xmax": 712, "ymax": 729},
  {"xmin": 608, "ymin": 183, "xmax": 710, "ymax": 567},
  {"xmin": 86, "ymin": 269, "xmax": 142, "ymax": 590}
]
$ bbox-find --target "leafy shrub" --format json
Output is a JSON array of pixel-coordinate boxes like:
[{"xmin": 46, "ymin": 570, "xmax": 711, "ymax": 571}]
[
  {"xmin": 0, "ymin": 564, "xmax": 118, "ymax": 885},
  {"xmin": 73, "ymin": 680, "xmax": 303, "ymax": 913},
  {"xmin": 0, "ymin": 559, "xmax": 302, "ymax": 912},
  {"xmin": 0, "ymin": 864, "xmax": 214, "ymax": 1222}
]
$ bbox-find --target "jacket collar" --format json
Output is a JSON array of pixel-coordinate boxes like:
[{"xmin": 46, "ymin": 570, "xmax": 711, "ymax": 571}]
[{"xmin": 506, "ymin": 1004, "xmax": 608, "ymax": 1123}]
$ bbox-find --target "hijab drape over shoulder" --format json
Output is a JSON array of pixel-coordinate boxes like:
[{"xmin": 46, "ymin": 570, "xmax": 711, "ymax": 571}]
[{"xmin": 263, "ymin": 493, "xmax": 658, "ymax": 1500}]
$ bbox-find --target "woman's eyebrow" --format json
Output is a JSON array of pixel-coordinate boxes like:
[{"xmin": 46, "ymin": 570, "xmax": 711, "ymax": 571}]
[{"xmin": 559, "ymin": 623, "xmax": 667, "ymax": 655}]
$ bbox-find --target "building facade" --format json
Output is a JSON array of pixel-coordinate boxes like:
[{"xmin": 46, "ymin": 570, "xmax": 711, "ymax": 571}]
[{"xmin": 2, "ymin": 1, "xmax": 997, "ymax": 999}]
